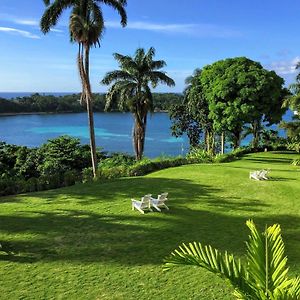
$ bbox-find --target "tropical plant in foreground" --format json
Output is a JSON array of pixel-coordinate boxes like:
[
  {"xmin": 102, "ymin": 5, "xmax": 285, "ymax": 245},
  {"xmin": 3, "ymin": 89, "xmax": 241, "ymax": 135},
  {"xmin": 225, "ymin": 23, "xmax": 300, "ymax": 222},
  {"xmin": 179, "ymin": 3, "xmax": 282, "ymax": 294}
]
[
  {"xmin": 102, "ymin": 47, "xmax": 175, "ymax": 160},
  {"xmin": 40, "ymin": 0, "xmax": 127, "ymax": 177},
  {"xmin": 164, "ymin": 220, "xmax": 300, "ymax": 300}
]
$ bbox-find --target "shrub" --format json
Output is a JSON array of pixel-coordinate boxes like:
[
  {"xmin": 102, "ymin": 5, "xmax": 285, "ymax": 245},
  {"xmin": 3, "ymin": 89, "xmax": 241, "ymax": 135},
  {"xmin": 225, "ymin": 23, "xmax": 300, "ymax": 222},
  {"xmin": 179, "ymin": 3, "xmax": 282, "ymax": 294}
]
[
  {"xmin": 187, "ymin": 147, "xmax": 214, "ymax": 163},
  {"xmin": 82, "ymin": 167, "xmax": 94, "ymax": 183},
  {"xmin": 287, "ymin": 139, "xmax": 300, "ymax": 153},
  {"xmin": 63, "ymin": 170, "xmax": 80, "ymax": 186},
  {"xmin": 99, "ymin": 153, "xmax": 135, "ymax": 169},
  {"xmin": 214, "ymin": 147, "xmax": 251, "ymax": 163}
]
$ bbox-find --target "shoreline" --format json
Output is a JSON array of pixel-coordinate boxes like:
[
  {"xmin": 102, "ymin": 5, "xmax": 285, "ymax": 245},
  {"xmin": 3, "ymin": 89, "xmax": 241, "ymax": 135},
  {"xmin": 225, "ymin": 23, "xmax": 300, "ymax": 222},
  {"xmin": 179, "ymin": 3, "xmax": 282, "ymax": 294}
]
[
  {"xmin": 0, "ymin": 110, "xmax": 169, "ymax": 117},
  {"xmin": 0, "ymin": 111, "xmax": 77, "ymax": 117}
]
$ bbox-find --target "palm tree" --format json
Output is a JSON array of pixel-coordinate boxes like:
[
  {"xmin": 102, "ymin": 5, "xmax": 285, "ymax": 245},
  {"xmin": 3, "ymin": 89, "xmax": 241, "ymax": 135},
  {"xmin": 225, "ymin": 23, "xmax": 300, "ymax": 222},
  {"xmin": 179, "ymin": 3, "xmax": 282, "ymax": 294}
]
[
  {"xmin": 102, "ymin": 47, "xmax": 175, "ymax": 160},
  {"xmin": 40, "ymin": 0, "xmax": 127, "ymax": 178},
  {"xmin": 165, "ymin": 220, "xmax": 300, "ymax": 300}
]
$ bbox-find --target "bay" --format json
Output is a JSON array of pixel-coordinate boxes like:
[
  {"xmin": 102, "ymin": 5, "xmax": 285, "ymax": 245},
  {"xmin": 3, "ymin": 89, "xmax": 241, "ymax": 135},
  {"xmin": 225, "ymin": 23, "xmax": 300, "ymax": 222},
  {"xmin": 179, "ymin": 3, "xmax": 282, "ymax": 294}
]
[
  {"xmin": 0, "ymin": 92, "xmax": 294, "ymax": 157},
  {"xmin": 0, "ymin": 112, "xmax": 188, "ymax": 158}
]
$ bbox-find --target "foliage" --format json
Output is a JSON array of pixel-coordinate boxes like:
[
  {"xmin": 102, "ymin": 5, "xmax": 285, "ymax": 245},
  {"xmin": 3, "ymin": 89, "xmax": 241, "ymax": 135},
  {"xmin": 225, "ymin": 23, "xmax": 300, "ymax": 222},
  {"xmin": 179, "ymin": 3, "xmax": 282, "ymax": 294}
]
[
  {"xmin": 169, "ymin": 68, "xmax": 213, "ymax": 151},
  {"xmin": 186, "ymin": 147, "xmax": 214, "ymax": 162},
  {"xmin": 280, "ymin": 118, "xmax": 300, "ymax": 141},
  {"xmin": 102, "ymin": 47, "xmax": 175, "ymax": 160},
  {"xmin": 98, "ymin": 153, "xmax": 136, "ymax": 169},
  {"xmin": 200, "ymin": 57, "xmax": 287, "ymax": 149},
  {"xmin": 165, "ymin": 220, "xmax": 300, "ymax": 300},
  {"xmin": 214, "ymin": 147, "xmax": 251, "ymax": 163},
  {"xmin": 0, "ymin": 93, "xmax": 183, "ymax": 114},
  {"xmin": 169, "ymin": 103, "xmax": 202, "ymax": 148},
  {"xmin": 37, "ymin": 136, "xmax": 92, "ymax": 176},
  {"xmin": 0, "ymin": 136, "xmax": 103, "ymax": 196}
]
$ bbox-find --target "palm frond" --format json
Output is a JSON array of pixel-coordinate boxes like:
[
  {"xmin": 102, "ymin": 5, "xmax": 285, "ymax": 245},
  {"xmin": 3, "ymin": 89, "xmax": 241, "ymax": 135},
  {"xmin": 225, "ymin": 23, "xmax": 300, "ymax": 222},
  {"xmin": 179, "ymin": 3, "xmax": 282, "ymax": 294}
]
[
  {"xmin": 148, "ymin": 71, "xmax": 175, "ymax": 88},
  {"xmin": 101, "ymin": 70, "xmax": 135, "ymax": 85},
  {"xmin": 164, "ymin": 242, "xmax": 251, "ymax": 295},
  {"xmin": 40, "ymin": 0, "xmax": 72, "ymax": 33},
  {"xmin": 164, "ymin": 220, "xmax": 299, "ymax": 300},
  {"xmin": 100, "ymin": 0, "xmax": 127, "ymax": 26},
  {"xmin": 105, "ymin": 81, "xmax": 136, "ymax": 111},
  {"xmin": 150, "ymin": 60, "xmax": 166, "ymax": 70}
]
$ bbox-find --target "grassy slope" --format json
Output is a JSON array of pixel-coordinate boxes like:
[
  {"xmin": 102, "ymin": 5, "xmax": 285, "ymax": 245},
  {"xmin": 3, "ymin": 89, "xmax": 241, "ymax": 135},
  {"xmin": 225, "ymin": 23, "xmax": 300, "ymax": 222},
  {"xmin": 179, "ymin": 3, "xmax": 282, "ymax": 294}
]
[{"xmin": 0, "ymin": 151, "xmax": 299, "ymax": 300}]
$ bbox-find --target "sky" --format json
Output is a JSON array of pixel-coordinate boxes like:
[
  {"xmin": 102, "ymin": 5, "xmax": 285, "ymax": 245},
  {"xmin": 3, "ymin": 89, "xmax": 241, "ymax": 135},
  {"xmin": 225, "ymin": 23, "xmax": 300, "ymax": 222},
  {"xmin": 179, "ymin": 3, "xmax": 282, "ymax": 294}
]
[{"xmin": 0, "ymin": 0, "xmax": 299, "ymax": 93}]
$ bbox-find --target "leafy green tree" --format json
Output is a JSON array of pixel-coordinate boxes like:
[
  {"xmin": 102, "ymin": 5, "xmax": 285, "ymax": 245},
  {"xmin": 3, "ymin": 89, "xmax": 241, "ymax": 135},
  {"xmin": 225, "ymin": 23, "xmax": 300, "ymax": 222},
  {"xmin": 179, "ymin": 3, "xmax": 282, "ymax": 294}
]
[
  {"xmin": 169, "ymin": 69, "xmax": 214, "ymax": 152},
  {"xmin": 37, "ymin": 136, "xmax": 93, "ymax": 176},
  {"xmin": 280, "ymin": 63, "xmax": 300, "ymax": 152},
  {"xmin": 169, "ymin": 103, "xmax": 202, "ymax": 148},
  {"xmin": 102, "ymin": 47, "xmax": 175, "ymax": 160},
  {"xmin": 200, "ymin": 57, "xmax": 287, "ymax": 149},
  {"xmin": 165, "ymin": 220, "xmax": 300, "ymax": 300},
  {"xmin": 40, "ymin": 0, "xmax": 127, "ymax": 177}
]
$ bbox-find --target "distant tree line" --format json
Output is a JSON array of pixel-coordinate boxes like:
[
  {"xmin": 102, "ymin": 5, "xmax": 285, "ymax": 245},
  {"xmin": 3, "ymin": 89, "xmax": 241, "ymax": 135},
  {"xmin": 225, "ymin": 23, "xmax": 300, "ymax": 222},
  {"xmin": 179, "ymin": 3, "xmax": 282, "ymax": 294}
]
[{"xmin": 0, "ymin": 92, "xmax": 183, "ymax": 114}]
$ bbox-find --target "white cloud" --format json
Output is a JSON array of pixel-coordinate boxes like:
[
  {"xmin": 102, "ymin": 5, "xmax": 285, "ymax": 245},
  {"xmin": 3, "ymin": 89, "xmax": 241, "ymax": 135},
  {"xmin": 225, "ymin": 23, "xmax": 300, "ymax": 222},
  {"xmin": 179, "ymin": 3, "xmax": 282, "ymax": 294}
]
[
  {"xmin": 0, "ymin": 26, "xmax": 40, "ymax": 39},
  {"xmin": 268, "ymin": 57, "xmax": 300, "ymax": 75},
  {"xmin": 50, "ymin": 28, "xmax": 64, "ymax": 33},
  {"xmin": 14, "ymin": 19, "xmax": 39, "ymax": 26},
  {"xmin": 106, "ymin": 21, "xmax": 242, "ymax": 38}
]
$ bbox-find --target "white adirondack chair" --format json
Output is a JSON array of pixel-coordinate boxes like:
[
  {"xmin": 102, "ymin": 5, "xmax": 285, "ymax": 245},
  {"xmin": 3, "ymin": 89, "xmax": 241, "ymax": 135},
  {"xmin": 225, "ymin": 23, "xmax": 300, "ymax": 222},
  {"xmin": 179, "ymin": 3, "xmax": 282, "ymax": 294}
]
[
  {"xmin": 249, "ymin": 169, "xmax": 270, "ymax": 181},
  {"xmin": 249, "ymin": 171, "xmax": 261, "ymax": 181},
  {"xmin": 131, "ymin": 194, "xmax": 153, "ymax": 214},
  {"xmin": 259, "ymin": 169, "xmax": 270, "ymax": 180},
  {"xmin": 150, "ymin": 193, "xmax": 169, "ymax": 212}
]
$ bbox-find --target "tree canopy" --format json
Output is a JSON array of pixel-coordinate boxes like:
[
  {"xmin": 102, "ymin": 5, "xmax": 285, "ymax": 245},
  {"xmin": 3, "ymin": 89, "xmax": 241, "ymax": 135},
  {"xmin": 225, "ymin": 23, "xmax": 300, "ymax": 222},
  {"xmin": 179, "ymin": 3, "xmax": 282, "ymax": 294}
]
[{"xmin": 200, "ymin": 57, "xmax": 287, "ymax": 148}]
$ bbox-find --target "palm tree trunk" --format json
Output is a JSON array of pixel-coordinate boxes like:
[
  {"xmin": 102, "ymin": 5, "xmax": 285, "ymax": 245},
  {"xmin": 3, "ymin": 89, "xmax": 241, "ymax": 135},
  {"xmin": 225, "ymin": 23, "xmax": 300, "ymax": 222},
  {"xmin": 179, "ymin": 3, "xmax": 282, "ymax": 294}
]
[
  {"xmin": 77, "ymin": 44, "xmax": 98, "ymax": 178},
  {"xmin": 133, "ymin": 114, "xmax": 147, "ymax": 160},
  {"xmin": 84, "ymin": 45, "xmax": 98, "ymax": 177}
]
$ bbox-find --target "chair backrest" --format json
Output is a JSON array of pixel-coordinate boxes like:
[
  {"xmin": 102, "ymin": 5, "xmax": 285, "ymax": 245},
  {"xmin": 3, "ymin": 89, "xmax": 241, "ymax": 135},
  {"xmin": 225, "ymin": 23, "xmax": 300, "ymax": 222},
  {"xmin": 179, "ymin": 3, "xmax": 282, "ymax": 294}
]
[
  {"xmin": 158, "ymin": 193, "xmax": 168, "ymax": 202},
  {"xmin": 140, "ymin": 194, "xmax": 151, "ymax": 209}
]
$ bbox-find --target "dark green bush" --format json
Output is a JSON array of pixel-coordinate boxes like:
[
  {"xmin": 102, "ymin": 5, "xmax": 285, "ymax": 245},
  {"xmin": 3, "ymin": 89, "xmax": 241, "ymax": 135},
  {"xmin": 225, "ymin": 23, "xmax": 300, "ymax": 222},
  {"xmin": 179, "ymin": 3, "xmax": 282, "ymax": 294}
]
[
  {"xmin": 82, "ymin": 167, "xmax": 94, "ymax": 183},
  {"xmin": 99, "ymin": 153, "xmax": 135, "ymax": 169},
  {"xmin": 64, "ymin": 170, "xmax": 80, "ymax": 186}
]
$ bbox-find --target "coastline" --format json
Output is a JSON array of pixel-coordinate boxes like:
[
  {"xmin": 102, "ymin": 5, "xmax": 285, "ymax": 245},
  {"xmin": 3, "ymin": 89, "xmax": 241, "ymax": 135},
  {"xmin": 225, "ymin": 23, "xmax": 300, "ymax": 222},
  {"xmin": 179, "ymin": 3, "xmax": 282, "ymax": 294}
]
[
  {"xmin": 0, "ymin": 111, "xmax": 76, "ymax": 117},
  {"xmin": 0, "ymin": 110, "xmax": 168, "ymax": 117}
]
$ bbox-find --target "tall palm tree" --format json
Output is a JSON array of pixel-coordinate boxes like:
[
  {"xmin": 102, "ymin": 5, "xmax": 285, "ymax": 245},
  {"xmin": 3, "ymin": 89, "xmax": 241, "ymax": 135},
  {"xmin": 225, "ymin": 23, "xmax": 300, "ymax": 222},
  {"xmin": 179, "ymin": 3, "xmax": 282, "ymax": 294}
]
[
  {"xmin": 40, "ymin": 0, "xmax": 127, "ymax": 177},
  {"xmin": 165, "ymin": 220, "xmax": 300, "ymax": 300},
  {"xmin": 102, "ymin": 47, "xmax": 175, "ymax": 160}
]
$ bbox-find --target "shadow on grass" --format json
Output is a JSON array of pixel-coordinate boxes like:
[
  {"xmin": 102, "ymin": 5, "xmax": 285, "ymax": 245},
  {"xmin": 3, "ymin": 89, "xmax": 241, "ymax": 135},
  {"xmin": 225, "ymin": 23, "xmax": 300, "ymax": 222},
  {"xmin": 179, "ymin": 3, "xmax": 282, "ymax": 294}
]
[
  {"xmin": 243, "ymin": 156, "xmax": 293, "ymax": 165},
  {"xmin": 204, "ymin": 197, "xmax": 270, "ymax": 212},
  {"xmin": 1, "ymin": 208, "xmax": 299, "ymax": 269},
  {"xmin": 8, "ymin": 177, "xmax": 220, "ymax": 205}
]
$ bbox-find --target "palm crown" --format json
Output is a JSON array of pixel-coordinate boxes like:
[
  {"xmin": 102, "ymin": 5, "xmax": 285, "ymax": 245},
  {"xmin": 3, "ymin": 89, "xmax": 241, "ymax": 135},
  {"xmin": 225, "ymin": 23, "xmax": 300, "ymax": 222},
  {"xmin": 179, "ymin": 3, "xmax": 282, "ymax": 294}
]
[
  {"xmin": 165, "ymin": 220, "xmax": 300, "ymax": 300},
  {"xmin": 40, "ymin": 0, "xmax": 127, "ymax": 177},
  {"xmin": 41, "ymin": 0, "xmax": 127, "ymax": 38},
  {"xmin": 102, "ymin": 47, "xmax": 175, "ymax": 159},
  {"xmin": 102, "ymin": 47, "xmax": 175, "ymax": 112}
]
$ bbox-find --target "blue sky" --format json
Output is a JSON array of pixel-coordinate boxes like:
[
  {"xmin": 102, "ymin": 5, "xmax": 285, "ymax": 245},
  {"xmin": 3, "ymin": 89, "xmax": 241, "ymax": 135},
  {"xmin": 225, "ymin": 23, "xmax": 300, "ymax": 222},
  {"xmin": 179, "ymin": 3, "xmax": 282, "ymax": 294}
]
[{"xmin": 0, "ymin": 0, "xmax": 299, "ymax": 93}]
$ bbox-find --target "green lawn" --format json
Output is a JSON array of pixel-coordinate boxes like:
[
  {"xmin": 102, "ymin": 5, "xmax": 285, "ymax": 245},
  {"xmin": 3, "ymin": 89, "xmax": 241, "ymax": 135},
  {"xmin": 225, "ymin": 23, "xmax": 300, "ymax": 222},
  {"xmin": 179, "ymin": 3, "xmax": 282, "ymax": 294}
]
[{"xmin": 0, "ymin": 151, "xmax": 299, "ymax": 299}]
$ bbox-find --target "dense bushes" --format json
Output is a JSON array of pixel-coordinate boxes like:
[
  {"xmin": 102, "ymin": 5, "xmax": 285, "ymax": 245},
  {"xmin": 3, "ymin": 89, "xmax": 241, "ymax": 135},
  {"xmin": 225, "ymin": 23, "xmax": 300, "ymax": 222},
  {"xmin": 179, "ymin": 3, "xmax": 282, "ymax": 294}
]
[{"xmin": 0, "ymin": 136, "xmax": 104, "ymax": 196}]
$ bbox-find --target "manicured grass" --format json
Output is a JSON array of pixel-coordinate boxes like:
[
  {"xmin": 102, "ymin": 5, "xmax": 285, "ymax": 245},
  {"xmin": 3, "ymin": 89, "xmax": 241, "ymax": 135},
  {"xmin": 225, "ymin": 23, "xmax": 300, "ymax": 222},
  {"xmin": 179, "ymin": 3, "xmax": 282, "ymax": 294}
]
[{"xmin": 0, "ymin": 151, "xmax": 299, "ymax": 299}]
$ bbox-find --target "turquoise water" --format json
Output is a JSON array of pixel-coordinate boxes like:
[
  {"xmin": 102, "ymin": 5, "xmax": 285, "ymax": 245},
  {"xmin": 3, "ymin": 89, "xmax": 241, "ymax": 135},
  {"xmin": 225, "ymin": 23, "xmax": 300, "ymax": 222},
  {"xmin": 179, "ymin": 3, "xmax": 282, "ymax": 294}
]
[
  {"xmin": 0, "ymin": 111, "xmax": 293, "ymax": 157},
  {"xmin": 0, "ymin": 112, "xmax": 189, "ymax": 157}
]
